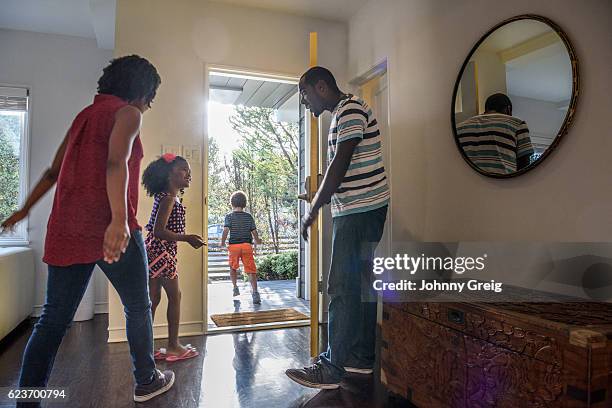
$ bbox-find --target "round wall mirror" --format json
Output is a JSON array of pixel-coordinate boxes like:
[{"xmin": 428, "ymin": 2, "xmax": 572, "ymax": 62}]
[{"xmin": 451, "ymin": 15, "xmax": 578, "ymax": 178}]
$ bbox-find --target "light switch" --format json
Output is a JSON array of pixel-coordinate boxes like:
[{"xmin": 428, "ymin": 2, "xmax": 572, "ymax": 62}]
[
  {"xmin": 183, "ymin": 145, "xmax": 201, "ymax": 163},
  {"xmin": 161, "ymin": 144, "xmax": 182, "ymax": 156}
]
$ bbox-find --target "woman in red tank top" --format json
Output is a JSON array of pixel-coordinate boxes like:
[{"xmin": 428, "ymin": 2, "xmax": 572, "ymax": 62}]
[{"xmin": 1, "ymin": 55, "xmax": 175, "ymax": 405}]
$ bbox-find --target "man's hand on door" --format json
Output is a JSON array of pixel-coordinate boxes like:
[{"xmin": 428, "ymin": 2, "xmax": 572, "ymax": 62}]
[{"xmin": 301, "ymin": 211, "xmax": 317, "ymax": 242}]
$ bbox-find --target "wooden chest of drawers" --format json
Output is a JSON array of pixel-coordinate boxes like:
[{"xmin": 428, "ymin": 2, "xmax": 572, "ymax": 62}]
[{"xmin": 381, "ymin": 301, "xmax": 612, "ymax": 407}]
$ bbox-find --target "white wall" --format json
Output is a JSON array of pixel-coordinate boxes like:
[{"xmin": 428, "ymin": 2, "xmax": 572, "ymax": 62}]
[
  {"xmin": 348, "ymin": 0, "xmax": 612, "ymax": 242},
  {"xmin": 0, "ymin": 29, "xmax": 112, "ymax": 316},
  {"xmin": 510, "ymin": 94, "xmax": 567, "ymax": 149},
  {"xmin": 110, "ymin": 0, "xmax": 347, "ymax": 340}
]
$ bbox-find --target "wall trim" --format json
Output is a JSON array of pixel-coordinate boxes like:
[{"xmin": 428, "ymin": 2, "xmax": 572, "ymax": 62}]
[
  {"xmin": 32, "ymin": 305, "xmax": 42, "ymax": 318},
  {"xmin": 32, "ymin": 302, "xmax": 109, "ymax": 318}
]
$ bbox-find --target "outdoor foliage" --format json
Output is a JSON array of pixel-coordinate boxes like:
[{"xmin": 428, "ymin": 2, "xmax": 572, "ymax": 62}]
[
  {"xmin": 0, "ymin": 114, "xmax": 21, "ymax": 223},
  {"xmin": 208, "ymin": 105, "xmax": 299, "ymax": 252},
  {"xmin": 253, "ymin": 251, "xmax": 298, "ymax": 281}
]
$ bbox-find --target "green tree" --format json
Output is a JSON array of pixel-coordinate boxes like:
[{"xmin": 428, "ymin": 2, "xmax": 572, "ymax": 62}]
[
  {"xmin": 229, "ymin": 106, "xmax": 298, "ymax": 252},
  {"xmin": 206, "ymin": 105, "xmax": 298, "ymax": 252},
  {"xmin": 207, "ymin": 105, "xmax": 299, "ymax": 252},
  {"xmin": 0, "ymin": 114, "xmax": 21, "ymax": 223},
  {"xmin": 207, "ymin": 136, "xmax": 229, "ymax": 226}
]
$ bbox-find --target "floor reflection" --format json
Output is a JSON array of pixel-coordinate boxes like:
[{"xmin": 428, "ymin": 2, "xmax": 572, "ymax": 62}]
[
  {"xmin": 0, "ymin": 316, "xmax": 387, "ymax": 408},
  {"xmin": 199, "ymin": 328, "xmax": 319, "ymax": 407}
]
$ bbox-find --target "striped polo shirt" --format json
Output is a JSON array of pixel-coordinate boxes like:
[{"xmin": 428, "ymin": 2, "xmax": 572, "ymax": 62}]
[
  {"xmin": 456, "ymin": 113, "xmax": 535, "ymax": 175},
  {"xmin": 328, "ymin": 96, "xmax": 390, "ymax": 217},
  {"xmin": 224, "ymin": 211, "xmax": 257, "ymax": 244}
]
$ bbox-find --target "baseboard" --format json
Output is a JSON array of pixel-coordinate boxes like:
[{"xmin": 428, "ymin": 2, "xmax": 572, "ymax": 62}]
[
  {"xmin": 32, "ymin": 302, "xmax": 109, "ymax": 317},
  {"xmin": 32, "ymin": 305, "xmax": 42, "ymax": 318},
  {"xmin": 107, "ymin": 320, "xmax": 205, "ymax": 343}
]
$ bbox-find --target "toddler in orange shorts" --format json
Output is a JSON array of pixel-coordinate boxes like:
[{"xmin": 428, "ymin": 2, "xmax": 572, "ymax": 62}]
[{"xmin": 221, "ymin": 191, "xmax": 262, "ymax": 304}]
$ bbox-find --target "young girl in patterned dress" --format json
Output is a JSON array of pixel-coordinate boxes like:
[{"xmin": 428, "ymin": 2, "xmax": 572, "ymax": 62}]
[{"xmin": 142, "ymin": 153, "xmax": 204, "ymax": 362}]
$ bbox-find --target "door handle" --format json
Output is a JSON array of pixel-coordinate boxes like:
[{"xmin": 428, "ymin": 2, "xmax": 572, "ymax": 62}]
[
  {"xmin": 298, "ymin": 176, "xmax": 312, "ymax": 202},
  {"xmin": 297, "ymin": 174, "xmax": 324, "ymax": 203}
]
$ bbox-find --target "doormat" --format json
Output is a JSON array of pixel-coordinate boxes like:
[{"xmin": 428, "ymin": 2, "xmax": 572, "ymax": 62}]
[{"xmin": 210, "ymin": 308, "xmax": 309, "ymax": 327}]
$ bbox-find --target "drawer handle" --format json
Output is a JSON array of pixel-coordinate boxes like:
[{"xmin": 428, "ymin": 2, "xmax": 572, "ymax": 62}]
[{"xmin": 448, "ymin": 308, "xmax": 465, "ymax": 325}]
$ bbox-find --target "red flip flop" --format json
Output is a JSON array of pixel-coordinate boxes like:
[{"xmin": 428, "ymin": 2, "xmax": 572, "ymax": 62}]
[
  {"xmin": 154, "ymin": 344, "xmax": 195, "ymax": 360},
  {"xmin": 166, "ymin": 348, "xmax": 199, "ymax": 362},
  {"xmin": 154, "ymin": 348, "xmax": 167, "ymax": 360}
]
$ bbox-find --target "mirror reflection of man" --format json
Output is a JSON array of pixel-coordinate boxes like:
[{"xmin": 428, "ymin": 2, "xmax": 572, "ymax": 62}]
[
  {"xmin": 457, "ymin": 93, "xmax": 535, "ymax": 174},
  {"xmin": 285, "ymin": 66, "xmax": 389, "ymax": 389}
]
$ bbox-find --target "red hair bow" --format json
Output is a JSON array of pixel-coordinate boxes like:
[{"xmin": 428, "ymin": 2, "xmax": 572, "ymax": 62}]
[{"xmin": 161, "ymin": 153, "xmax": 176, "ymax": 163}]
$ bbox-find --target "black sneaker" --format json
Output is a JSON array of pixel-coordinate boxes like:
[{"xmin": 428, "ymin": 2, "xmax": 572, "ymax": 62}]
[
  {"xmin": 285, "ymin": 363, "xmax": 340, "ymax": 389},
  {"xmin": 233, "ymin": 286, "xmax": 240, "ymax": 296},
  {"xmin": 252, "ymin": 291, "xmax": 261, "ymax": 304},
  {"xmin": 134, "ymin": 369, "xmax": 175, "ymax": 402}
]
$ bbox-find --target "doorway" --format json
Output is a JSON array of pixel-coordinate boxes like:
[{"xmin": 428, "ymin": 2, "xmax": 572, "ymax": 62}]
[{"xmin": 205, "ymin": 68, "xmax": 310, "ymax": 332}]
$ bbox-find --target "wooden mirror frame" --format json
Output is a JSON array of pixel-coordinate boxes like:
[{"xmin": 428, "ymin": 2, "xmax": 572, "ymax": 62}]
[{"xmin": 451, "ymin": 14, "xmax": 579, "ymax": 179}]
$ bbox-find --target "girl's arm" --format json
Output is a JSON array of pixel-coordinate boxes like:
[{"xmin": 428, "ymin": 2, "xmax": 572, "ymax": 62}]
[
  {"xmin": 1, "ymin": 130, "xmax": 70, "ymax": 231},
  {"xmin": 104, "ymin": 105, "xmax": 142, "ymax": 263},
  {"xmin": 153, "ymin": 195, "xmax": 204, "ymax": 248}
]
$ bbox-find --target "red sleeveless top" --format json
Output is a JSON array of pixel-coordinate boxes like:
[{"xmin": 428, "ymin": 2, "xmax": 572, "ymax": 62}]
[{"xmin": 43, "ymin": 94, "xmax": 144, "ymax": 266}]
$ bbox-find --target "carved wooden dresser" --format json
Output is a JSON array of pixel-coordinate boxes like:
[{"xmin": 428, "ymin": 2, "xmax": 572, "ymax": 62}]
[{"xmin": 381, "ymin": 300, "xmax": 612, "ymax": 407}]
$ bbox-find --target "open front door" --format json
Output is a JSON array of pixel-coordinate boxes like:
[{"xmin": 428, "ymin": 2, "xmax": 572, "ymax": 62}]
[{"xmin": 298, "ymin": 32, "xmax": 322, "ymax": 357}]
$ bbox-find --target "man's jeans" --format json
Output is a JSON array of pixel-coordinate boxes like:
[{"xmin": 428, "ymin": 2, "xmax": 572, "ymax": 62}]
[
  {"xmin": 18, "ymin": 230, "xmax": 155, "ymax": 397},
  {"xmin": 318, "ymin": 205, "xmax": 388, "ymax": 380}
]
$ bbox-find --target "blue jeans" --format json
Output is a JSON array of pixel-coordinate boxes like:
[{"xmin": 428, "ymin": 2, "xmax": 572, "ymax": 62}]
[
  {"xmin": 318, "ymin": 205, "xmax": 388, "ymax": 380},
  {"xmin": 18, "ymin": 230, "xmax": 155, "ymax": 402}
]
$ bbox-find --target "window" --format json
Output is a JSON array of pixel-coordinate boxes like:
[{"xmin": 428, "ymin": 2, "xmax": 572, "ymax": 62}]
[{"xmin": 0, "ymin": 86, "xmax": 29, "ymax": 245}]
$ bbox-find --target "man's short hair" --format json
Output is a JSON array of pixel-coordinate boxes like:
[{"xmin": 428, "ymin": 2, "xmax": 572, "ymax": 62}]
[
  {"xmin": 301, "ymin": 66, "xmax": 339, "ymax": 92},
  {"xmin": 230, "ymin": 191, "xmax": 248, "ymax": 208},
  {"xmin": 485, "ymin": 93, "xmax": 512, "ymax": 113}
]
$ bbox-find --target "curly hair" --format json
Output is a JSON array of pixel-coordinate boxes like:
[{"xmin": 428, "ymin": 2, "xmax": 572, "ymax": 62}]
[
  {"xmin": 230, "ymin": 191, "xmax": 248, "ymax": 208},
  {"xmin": 97, "ymin": 55, "xmax": 161, "ymax": 107},
  {"xmin": 142, "ymin": 156, "xmax": 187, "ymax": 196}
]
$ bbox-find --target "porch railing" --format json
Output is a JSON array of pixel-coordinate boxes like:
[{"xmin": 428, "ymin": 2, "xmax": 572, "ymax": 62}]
[{"xmin": 207, "ymin": 236, "xmax": 298, "ymax": 280}]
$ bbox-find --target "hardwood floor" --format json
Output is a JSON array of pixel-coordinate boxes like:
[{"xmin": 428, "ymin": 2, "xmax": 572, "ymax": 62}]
[{"xmin": 0, "ymin": 316, "xmax": 401, "ymax": 408}]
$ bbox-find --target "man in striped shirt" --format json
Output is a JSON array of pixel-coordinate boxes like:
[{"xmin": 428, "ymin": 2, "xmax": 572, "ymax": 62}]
[
  {"xmin": 456, "ymin": 93, "xmax": 535, "ymax": 175},
  {"xmin": 286, "ymin": 67, "xmax": 389, "ymax": 389}
]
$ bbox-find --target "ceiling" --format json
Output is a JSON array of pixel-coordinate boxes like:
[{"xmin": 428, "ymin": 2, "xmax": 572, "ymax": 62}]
[
  {"xmin": 475, "ymin": 19, "xmax": 572, "ymax": 103},
  {"xmin": 0, "ymin": 0, "xmax": 362, "ymax": 49},
  {"xmin": 0, "ymin": 0, "xmax": 116, "ymax": 49},
  {"xmin": 209, "ymin": 73, "xmax": 299, "ymax": 123},
  {"xmin": 208, "ymin": 0, "xmax": 368, "ymax": 22},
  {"xmin": 479, "ymin": 20, "xmax": 553, "ymax": 52},
  {"xmin": 209, "ymin": 73, "xmax": 298, "ymax": 108}
]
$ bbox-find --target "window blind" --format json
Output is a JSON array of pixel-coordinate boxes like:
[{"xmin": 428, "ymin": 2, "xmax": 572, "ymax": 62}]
[{"xmin": 0, "ymin": 86, "xmax": 28, "ymax": 111}]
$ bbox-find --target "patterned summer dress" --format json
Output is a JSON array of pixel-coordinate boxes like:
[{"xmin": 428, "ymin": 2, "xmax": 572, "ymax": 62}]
[{"xmin": 145, "ymin": 192, "xmax": 186, "ymax": 279}]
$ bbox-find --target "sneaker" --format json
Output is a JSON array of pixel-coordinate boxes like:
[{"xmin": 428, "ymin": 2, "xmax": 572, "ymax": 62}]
[
  {"xmin": 286, "ymin": 363, "xmax": 341, "ymax": 390},
  {"xmin": 344, "ymin": 366, "xmax": 373, "ymax": 375},
  {"xmin": 252, "ymin": 291, "xmax": 261, "ymax": 304},
  {"xmin": 134, "ymin": 369, "xmax": 175, "ymax": 402},
  {"xmin": 233, "ymin": 286, "xmax": 240, "ymax": 296}
]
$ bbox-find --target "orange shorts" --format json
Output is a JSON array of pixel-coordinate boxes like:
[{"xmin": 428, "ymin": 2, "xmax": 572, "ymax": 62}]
[{"xmin": 228, "ymin": 243, "xmax": 257, "ymax": 274}]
